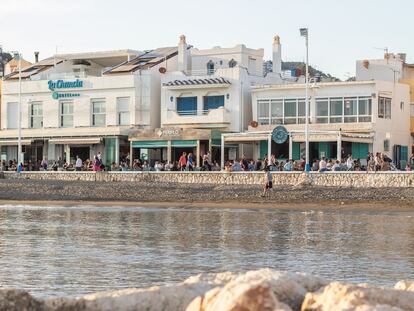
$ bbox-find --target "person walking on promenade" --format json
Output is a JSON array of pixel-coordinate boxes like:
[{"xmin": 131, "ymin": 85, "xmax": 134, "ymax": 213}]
[
  {"xmin": 179, "ymin": 152, "xmax": 187, "ymax": 171},
  {"xmin": 41, "ymin": 157, "xmax": 48, "ymax": 171},
  {"xmin": 261, "ymin": 166, "xmax": 273, "ymax": 197},
  {"xmin": 319, "ymin": 157, "xmax": 327, "ymax": 172},
  {"xmin": 346, "ymin": 155, "xmax": 353, "ymax": 171},
  {"xmin": 93, "ymin": 153, "xmax": 103, "ymax": 171},
  {"xmin": 75, "ymin": 155, "xmax": 82, "ymax": 171},
  {"xmin": 187, "ymin": 152, "xmax": 194, "ymax": 171}
]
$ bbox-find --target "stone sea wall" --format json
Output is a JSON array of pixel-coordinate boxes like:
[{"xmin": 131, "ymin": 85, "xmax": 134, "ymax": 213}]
[
  {"xmin": 2, "ymin": 171, "xmax": 414, "ymax": 187},
  {"xmin": 1, "ymin": 269, "xmax": 414, "ymax": 311}
]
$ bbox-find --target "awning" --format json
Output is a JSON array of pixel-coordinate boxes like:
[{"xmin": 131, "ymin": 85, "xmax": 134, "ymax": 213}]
[
  {"xmin": 48, "ymin": 138, "xmax": 102, "ymax": 145},
  {"xmin": 171, "ymin": 140, "xmax": 197, "ymax": 147},
  {"xmin": 132, "ymin": 140, "xmax": 168, "ymax": 148},
  {"xmin": 0, "ymin": 139, "xmax": 33, "ymax": 146}
]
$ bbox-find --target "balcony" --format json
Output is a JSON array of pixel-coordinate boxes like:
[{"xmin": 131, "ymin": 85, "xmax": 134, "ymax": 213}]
[{"xmin": 163, "ymin": 107, "xmax": 231, "ymax": 127}]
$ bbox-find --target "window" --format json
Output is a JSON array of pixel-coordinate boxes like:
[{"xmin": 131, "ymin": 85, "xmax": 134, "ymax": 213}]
[
  {"xmin": 229, "ymin": 59, "xmax": 237, "ymax": 68},
  {"xmin": 344, "ymin": 97, "xmax": 357, "ymax": 123},
  {"xmin": 30, "ymin": 102, "xmax": 43, "ymax": 128},
  {"xmin": 203, "ymin": 95, "xmax": 224, "ymax": 111},
  {"xmin": 284, "ymin": 99, "xmax": 296, "ymax": 124},
  {"xmin": 117, "ymin": 97, "xmax": 130, "ymax": 125},
  {"xmin": 316, "ymin": 98, "xmax": 329, "ymax": 123},
  {"xmin": 378, "ymin": 97, "xmax": 391, "ymax": 119},
  {"xmin": 358, "ymin": 97, "xmax": 372, "ymax": 122},
  {"xmin": 177, "ymin": 97, "xmax": 197, "ymax": 115},
  {"xmin": 7, "ymin": 102, "xmax": 18, "ymax": 129},
  {"xmin": 92, "ymin": 99, "xmax": 106, "ymax": 126},
  {"xmin": 297, "ymin": 99, "xmax": 306, "ymax": 124},
  {"xmin": 60, "ymin": 101, "xmax": 73, "ymax": 127},
  {"xmin": 258, "ymin": 100, "xmax": 270, "ymax": 125},
  {"xmin": 270, "ymin": 99, "xmax": 283, "ymax": 124},
  {"xmin": 207, "ymin": 61, "xmax": 214, "ymax": 75},
  {"xmin": 385, "ymin": 98, "xmax": 392, "ymax": 119},
  {"xmin": 330, "ymin": 97, "xmax": 343, "ymax": 123},
  {"xmin": 384, "ymin": 139, "xmax": 390, "ymax": 152}
]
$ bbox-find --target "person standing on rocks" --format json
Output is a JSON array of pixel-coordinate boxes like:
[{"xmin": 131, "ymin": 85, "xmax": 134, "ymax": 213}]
[{"xmin": 261, "ymin": 166, "xmax": 273, "ymax": 197}]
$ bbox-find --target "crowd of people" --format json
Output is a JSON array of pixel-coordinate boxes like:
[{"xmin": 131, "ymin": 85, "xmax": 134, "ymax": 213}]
[
  {"xmin": 224, "ymin": 152, "xmax": 408, "ymax": 172},
  {"xmin": 1, "ymin": 151, "xmax": 413, "ymax": 173}
]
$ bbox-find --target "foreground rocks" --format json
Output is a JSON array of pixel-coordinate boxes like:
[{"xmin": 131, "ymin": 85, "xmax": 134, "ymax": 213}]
[{"xmin": 0, "ymin": 269, "xmax": 413, "ymax": 311}]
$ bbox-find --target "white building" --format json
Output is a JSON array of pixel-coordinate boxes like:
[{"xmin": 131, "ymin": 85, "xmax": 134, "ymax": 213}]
[
  {"xmin": 0, "ymin": 48, "xmax": 179, "ymax": 166},
  {"xmin": 129, "ymin": 35, "xmax": 284, "ymax": 166},
  {"xmin": 222, "ymin": 79, "xmax": 411, "ymax": 168},
  {"xmin": 356, "ymin": 52, "xmax": 414, "ymax": 148}
]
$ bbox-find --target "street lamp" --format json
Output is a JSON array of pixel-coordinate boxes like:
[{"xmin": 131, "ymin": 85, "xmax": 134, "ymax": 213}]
[
  {"xmin": 300, "ymin": 28, "xmax": 310, "ymax": 172},
  {"xmin": 12, "ymin": 51, "xmax": 22, "ymax": 167}
]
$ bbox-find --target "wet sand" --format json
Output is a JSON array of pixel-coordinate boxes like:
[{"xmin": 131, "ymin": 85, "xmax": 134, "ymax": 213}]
[{"xmin": 0, "ymin": 179, "xmax": 413, "ymax": 211}]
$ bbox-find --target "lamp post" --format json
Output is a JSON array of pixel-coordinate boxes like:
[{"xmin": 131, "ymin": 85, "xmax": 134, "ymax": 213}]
[
  {"xmin": 300, "ymin": 28, "xmax": 310, "ymax": 172},
  {"xmin": 12, "ymin": 52, "xmax": 22, "ymax": 166}
]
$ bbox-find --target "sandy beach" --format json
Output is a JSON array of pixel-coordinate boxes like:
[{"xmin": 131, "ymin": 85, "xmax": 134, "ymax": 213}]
[{"xmin": 0, "ymin": 179, "xmax": 413, "ymax": 211}]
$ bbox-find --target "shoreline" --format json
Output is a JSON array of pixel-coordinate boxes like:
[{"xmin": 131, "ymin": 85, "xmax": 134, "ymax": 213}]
[{"xmin": 0, "ymin": 199, "xmax": 414, "ymax": 212}]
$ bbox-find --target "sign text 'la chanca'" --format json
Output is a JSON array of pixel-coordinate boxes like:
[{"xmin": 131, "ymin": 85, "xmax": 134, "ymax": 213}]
[{"xmin": 48, "ymin": 79, "xmax": 83, "ymax": 91}]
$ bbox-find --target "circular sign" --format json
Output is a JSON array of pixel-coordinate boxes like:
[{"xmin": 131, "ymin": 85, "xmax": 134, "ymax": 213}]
[
  {"xmin": 272, "ymin": 126, "xmax": 289, "ymax": 144},
  {"xmin": 52, "ymin": 92, "xmax": 59, "ymax": 100}
]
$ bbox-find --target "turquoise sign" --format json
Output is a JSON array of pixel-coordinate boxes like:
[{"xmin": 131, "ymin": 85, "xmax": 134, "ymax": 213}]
[
  {"xmin": 48, "ymin": 79, "xmax": 83, "ymax": 91},
  {"xmin": 272, "ymin": 126, "xmax": 289, "ymax": 144},
  {"xmin": 52, "ymin": 92, "xmax": 80, "ymax": 99}
]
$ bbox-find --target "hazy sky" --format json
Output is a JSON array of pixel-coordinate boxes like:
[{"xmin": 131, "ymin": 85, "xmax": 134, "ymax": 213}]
[{"xmin": 1, "ymin": 0, "xmax": 412, "ymax": 80}]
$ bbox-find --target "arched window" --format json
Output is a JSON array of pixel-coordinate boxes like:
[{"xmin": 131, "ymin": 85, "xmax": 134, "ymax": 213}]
[
  {"xmin": 229, "ymin": 59, "xmax": 237, "ymax": 68},
  {"xmin": 207, "ymin": 60, "xmax": 214, "ymax": 75}
]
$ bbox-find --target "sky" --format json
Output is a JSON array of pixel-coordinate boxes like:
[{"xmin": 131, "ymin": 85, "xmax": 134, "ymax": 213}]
[{"xmin": 0, "ymin": 0, "xmax": 412, "ymax": 80}]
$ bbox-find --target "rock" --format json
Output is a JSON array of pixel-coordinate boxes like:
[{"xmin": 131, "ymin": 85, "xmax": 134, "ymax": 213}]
[
  {"xmin": 301, "ymin": 282, "xmax": 414, "ymax": 311},
  {"xmin": 0, "ymin": 289, "xmax": 43, "ymax": 311},
  {"xmin": 186, "ymin": 282, "xmax": 292, "ymax": 311},
  {"xmin": 186, "ymin": 269, "xmax": 327, "ymax": 311},
  {"xmin": 394, "ymin": 280, "xmax": 414, "ymax": 291},
  {"xmin": 45, "ymin": 271, "xmax": 239, "ymax": 311}
]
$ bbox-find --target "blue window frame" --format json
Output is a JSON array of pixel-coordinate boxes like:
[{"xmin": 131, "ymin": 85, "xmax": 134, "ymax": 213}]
[
  {"xmin": 177, "ymin": 97, "xmax": 197, "ymax": 115},
  {"xmin": 203, "ymin": 95, "xmax": 225, "ymax": 111}
]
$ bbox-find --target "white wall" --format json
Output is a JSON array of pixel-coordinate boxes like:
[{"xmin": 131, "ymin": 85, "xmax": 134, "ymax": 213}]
[
  {"xmin": 356, "ymin": 57, "xmax": 404, "ymax": 82},
  {"xmin": 190, "ymin": 45, "xmax": 264, "ymax": 75}
]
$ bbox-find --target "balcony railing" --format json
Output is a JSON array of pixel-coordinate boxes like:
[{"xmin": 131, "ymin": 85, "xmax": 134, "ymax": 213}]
[
  {"xmin": 183, "ymin": 69, "xmax": 217, "ymax": 76},
  {"xmin": 173, "ymin": 109, "xmax": 214, "ymax": 116}
]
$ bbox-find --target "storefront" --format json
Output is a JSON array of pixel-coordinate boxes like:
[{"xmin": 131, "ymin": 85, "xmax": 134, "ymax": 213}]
[
  {"xmin": 221, "ymin": 126, "xmax": 375, "ymax": 168},
  {"xmin": 129, "ymin": 128, "xmax": 236, "ymax": 166}
]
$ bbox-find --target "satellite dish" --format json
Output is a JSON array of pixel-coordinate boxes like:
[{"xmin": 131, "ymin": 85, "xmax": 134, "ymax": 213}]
[
  {"xmin": 159, "ymin": 67, "xmax": 167, "ymax": 74},
  {"xmin": 250, "ymin": 121, "xmax": 258, "ymax": 128}
]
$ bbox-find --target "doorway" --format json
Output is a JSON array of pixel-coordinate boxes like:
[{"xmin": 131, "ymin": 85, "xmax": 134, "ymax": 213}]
[{"xmin": 71, "ymin": 146, "xmax": 90, "ymax": 163}]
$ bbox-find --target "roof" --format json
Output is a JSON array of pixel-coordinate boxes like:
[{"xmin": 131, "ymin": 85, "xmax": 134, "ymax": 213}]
[
  {"xmin": 55, "ymin": 49, "xmax": 141, "ymax": 60},
  {"xmin": 163, "ymin": 77, "xmax": 231, "ymax": 87},
  {"xmin": 4, "ymin": 57, "xmax": 62, "ymax": 81},
  {"xmin": 251, "ymin": 80, "xmax": 377, "ymax": 92},
  {"xmin": 104, "ymin": 47, "xmax": 179, "ymax": 74},
  {"xmin": 5, "ymin": 58, "xmax": 32, "ymax": 68}
]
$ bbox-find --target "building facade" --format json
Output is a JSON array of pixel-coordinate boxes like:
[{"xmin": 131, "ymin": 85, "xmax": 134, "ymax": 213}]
[
  {"xmin": 356, "ymin": 52, "xmax": 414, "ymax": 152},
  {"xmin": 1, "ymin": 48, "xmax": 179, "ymax": 166},
  {"xmin": 129, "ymin": 35, "xmax": 284, "ymax": 166},
  {"xmin": 222, "ymin": 80, "xmax": 411, "ymax": 168}
]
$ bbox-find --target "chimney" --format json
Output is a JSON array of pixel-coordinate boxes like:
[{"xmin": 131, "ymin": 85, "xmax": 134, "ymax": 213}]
[
  {"xmin": 178, "ymin": 35, "xmax": 188, "ymax": 72},
  {"xmin": 397, "ymin": 53, "xmax": 407, "ymax": 63},
  {"xmin": 34, "ymin": 51, "xmax": 39, "ymax": 63},
  {"xmin": 272, "ymin": 35, "xmax": 282, "ymax": 74}
]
